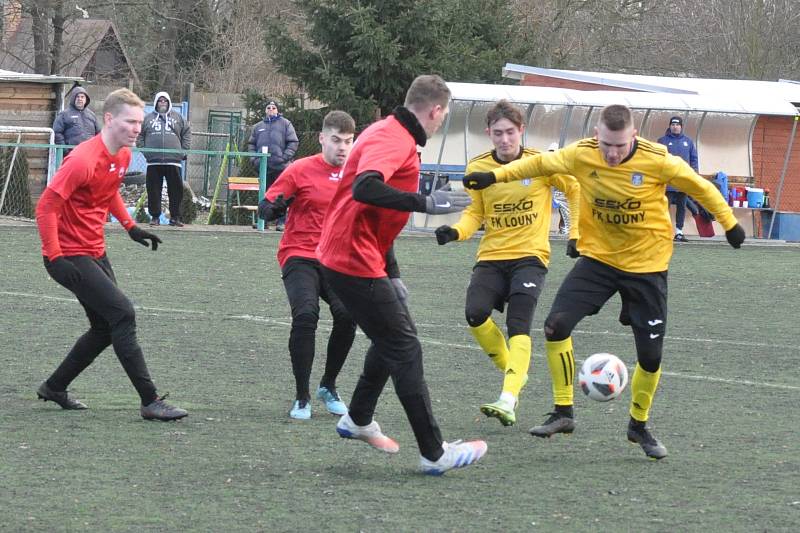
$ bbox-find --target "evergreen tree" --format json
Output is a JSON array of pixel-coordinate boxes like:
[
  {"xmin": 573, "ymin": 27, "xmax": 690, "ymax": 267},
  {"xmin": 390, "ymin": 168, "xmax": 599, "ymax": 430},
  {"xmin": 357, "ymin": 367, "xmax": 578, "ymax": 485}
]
[{"xmin": 266, "ymin": 0, "xmax": 515, "ymax": 122}]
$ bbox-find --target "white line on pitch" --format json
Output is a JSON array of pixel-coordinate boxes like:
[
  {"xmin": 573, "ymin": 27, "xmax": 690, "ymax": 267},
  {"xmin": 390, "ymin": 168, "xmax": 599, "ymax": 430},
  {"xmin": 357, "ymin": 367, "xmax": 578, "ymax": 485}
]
[
  {"xmin": 4, "ymin": 292, "xmax": 797, "ymax": 391},
  {"xmin": 2, "ymin": 292, "xmax": 790, "ymax": 350},
  {"xmin": 234, "ymin": 316, "xmax": 800, "ymax": 391}
]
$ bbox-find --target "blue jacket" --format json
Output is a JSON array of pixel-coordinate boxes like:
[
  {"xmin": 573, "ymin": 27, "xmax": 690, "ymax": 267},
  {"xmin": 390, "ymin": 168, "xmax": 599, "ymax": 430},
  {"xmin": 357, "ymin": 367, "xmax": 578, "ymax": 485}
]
[
  {"xmin": 658, "ymin": 129, "xmax": 698, "ymax": 192},
  {"xmin": 247, "ymin": 115, "xmax": 299, "ymax": 171},
  {"xmin": 52, "ymin": 86, "xmax": 100, "ymax": 147}
]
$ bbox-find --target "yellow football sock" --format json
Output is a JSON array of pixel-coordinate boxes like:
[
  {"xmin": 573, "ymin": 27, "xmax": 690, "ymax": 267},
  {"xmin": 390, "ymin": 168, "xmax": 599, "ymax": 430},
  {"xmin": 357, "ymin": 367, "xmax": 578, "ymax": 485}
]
[
  {"xmin": 629, "ymin": 363, "xmax": 662, "ymax": 422},
  {"xmin": 545, "ymin": 338, "xmax": 575, "ymax": 406},
  {"xmin": 470, "ymin": 318, "xmax": 509, "ymax": 371},
  {"xmin": 501, "ymin": 335, "xmax": 531, "ymax": 397}
]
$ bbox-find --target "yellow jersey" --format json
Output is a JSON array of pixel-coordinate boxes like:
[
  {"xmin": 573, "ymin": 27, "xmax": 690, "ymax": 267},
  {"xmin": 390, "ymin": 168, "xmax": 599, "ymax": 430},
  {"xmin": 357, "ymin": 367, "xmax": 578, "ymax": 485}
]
[
  {"xmin": 492, "ymin": 137, "xmax": 737, "ymax": 273},
  {"xmin": 453, "ymin": 148, "xmax": 580, "ymax": 266}
]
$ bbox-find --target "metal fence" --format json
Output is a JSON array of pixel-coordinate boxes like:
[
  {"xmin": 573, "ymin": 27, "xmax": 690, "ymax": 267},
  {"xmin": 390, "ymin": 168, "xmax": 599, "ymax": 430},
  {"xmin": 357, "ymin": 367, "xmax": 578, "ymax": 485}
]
[
  {"xmin": 0, "ymin": 140, "xmax": 269, "ymax": 228},
  {"xmin": 0, "ymin": 142, "xmax": 36, "ymax": 218}
]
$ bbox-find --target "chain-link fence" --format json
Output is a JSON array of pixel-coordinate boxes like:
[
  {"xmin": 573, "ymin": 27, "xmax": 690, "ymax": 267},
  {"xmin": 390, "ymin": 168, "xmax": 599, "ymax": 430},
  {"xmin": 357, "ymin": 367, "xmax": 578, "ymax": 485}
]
[
  {"xmin": 0, "ymin": 140, "xmax": 268, "ymax": 227},
  {"xmin": 0, "ymin": 130, "xmax": 53, "ymax": 218},
  {"xmin": 0, "ymin": 143, "xmax": 35, "ymax": 218}
]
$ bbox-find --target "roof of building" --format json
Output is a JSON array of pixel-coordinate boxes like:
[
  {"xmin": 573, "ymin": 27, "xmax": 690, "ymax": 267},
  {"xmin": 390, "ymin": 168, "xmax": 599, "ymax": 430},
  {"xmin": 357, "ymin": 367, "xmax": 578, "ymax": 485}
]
[
  {"xmin": 0, "ymin": 18, "xmax": 138, "ymax": 86},
  {"xmin": 0, "ymin": 68, "xmax": 81, "ymax": 84},
  {"xmin": 502, "ymin": 63, "xmax": 800, "ymax": 111}
]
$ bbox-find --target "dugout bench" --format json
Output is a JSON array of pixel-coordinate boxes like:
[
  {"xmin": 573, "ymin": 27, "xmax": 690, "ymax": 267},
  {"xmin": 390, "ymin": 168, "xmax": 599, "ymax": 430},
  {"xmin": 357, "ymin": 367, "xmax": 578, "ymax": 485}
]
[{"xmin": 226, "ymin": 177, "xmax": 260, "ymax": 226}]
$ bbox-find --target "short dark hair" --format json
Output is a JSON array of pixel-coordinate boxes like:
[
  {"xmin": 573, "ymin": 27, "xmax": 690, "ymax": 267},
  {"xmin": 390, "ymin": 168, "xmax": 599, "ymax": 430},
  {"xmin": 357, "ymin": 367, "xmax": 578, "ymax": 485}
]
[
  {"xmin": 599, "ymin": 105, "xmax": 633, "ymax": 131},
  {"xmin": 404, "ymin": 74, "xmax": 450, "ymax": 110},
  {"xmin": 322, "ymin": 110, "xmax": 356, "ymax": 135},
  {"xmin": 486, "ymin": 100, "xmax": 524, "ymax": 129}
]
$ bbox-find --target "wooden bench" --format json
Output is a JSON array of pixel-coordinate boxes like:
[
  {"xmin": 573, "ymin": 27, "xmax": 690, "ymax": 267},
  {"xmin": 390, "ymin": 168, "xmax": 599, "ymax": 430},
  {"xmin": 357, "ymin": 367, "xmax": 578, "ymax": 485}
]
[{"xmin": 226, "ymin": 177, "xmax": 261, "ymax": 224}]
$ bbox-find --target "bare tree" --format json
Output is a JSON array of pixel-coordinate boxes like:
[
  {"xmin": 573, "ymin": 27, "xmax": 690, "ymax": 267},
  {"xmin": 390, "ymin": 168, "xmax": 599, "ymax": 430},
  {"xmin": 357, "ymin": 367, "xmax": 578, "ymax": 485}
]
[{"xmin": 7, "ymin": 0, "xmax": 800, "ymax": 94}]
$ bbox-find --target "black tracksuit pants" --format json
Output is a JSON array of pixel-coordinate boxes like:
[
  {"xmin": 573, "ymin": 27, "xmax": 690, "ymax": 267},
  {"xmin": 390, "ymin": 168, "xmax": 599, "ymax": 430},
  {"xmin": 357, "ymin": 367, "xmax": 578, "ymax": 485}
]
[
  {"xmin": 44, "ymin": 255, "xmax": 158, "ymax": 405},
  {"xmin": 146, "ymin": 164, "xmax": 183, "ymax": 222},
  {"xmin": 321, "ymin": 266, "xmax": 444, "ymax": 461},
  {"xmin": 281, "ymin": 258, "xmax": 356, "ymax": 400}
]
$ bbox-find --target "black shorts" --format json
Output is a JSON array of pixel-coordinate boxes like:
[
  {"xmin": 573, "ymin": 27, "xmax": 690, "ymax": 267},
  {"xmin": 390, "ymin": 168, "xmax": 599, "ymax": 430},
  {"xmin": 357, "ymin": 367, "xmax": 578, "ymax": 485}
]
[
  {"xmin": 468, "ymin": 256, "xmax": 547, "ymax": 313},
  {"xmin": 549, "ymin": 257, "xmax": 667, "ymax": 336}
]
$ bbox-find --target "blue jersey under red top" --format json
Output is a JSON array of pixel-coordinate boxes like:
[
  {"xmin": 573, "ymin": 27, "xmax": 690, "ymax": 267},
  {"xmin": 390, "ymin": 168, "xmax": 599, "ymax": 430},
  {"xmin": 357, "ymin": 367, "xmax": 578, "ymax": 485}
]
[
  {"xmin": 317, "ymin": 115, "xmax": 419, "ymax": 278},
  {"xmin": 39, "ymin": 134, "xmax": 133, "ymax": 258},
  {"xmin": 267, "ymin": 153, "xmax": 343, "ymax": 267}
]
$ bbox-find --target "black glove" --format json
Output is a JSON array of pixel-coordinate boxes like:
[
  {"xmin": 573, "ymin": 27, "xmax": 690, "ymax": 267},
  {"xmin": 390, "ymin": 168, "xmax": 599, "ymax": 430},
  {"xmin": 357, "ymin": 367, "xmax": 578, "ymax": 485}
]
[
  {"xmin": 725, "ymin": 223, "xmax": 745, "ymax": 249},
  {"xmin": 258, "ymin": 194, "xmax": 294, "ymax": 221},
  {"xmin": 435, "ymin": 225, "xmax": 459, "ymax": 245},
  {"xmin": 425, "ymin": 189, "xmax": 471, "ymax": 215},
  {"xmin": 566, "ymin": 239, "xmax": 579, "ymax": 258},
  {"xmin": 257, "ymin": 197, "xmax": 273, "ymax": 221},
  {"xmin": 274, "ymin": 193, "xmax": 295, "ymax": 210},
  {"xmin": 128, "ymin": 225, "xmax": 161, "ymax": 250},
  {"xmin": 45, "ymin": 257, "xmax": 82, "ymax": 287},
  {"xmin": 463, "ymin": 171, "xmax": 496, "ymax": 190}
]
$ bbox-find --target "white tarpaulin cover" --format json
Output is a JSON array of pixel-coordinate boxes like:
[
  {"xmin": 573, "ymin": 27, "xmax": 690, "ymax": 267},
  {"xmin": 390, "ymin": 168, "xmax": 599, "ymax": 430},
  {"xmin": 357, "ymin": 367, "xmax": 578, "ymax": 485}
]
[
  {"xmin": 447, "ymin": 80, "xmax": 799, "ymax": 117},
  {"xmin": 421, "ymin": 80, "xmax": 797, "ymax": 177}
]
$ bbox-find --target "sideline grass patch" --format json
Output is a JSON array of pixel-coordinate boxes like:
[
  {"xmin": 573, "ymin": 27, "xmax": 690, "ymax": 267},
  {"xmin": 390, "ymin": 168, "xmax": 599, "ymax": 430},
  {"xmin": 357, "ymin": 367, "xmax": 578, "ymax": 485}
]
[{"xmin": 1, "ymin": 226, "xmax": 799, "ymax": 531}]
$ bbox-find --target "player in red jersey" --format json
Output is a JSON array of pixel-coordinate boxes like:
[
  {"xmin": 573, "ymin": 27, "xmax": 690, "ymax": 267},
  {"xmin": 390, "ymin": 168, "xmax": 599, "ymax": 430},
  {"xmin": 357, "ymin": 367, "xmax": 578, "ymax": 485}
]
[
  {"xmin": 316, "ymin": 75, "xmax": 487, "ymax": 475},
  {"xmin": 258, "ymin": 111, "xmax": 358, "ymax": 420},
  {"xmin": 34, "ymin": 88, "xmax": 187, "ymax": 421}
]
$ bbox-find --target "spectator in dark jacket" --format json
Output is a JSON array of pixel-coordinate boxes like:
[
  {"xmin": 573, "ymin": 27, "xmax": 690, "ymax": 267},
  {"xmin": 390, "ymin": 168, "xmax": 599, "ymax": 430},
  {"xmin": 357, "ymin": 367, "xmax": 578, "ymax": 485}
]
[
  {"xmin": 658, "ymin": 116, "xmax": 699, "ymax": 242},
  {"xmin": 52, "ymin": 86, "xmax": 100, "ymax": 151},
  {"xmin": 137, "ymin": 92, "xmax": 191, "ymax": 227},
  {"xmin": 247, "ymin": 100, "xmax": 299, "ymax": 230}
]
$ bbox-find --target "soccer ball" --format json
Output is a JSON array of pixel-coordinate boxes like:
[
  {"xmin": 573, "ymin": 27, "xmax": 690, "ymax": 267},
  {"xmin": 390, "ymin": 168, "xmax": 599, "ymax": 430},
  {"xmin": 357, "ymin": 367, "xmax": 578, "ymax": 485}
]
[{"xmin": 578, "ymin": 353, "xmax": 629, "ymax": 402}]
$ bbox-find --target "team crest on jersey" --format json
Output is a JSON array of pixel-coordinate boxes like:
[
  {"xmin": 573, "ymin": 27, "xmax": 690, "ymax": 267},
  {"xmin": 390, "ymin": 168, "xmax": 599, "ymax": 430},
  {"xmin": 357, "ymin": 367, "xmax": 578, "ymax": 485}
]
[
  {"xmin": 521, "ymin": 178, "xmax": 531, "ymax": 186},
  {"xmin": 631, "ymin": 173, "xmax": 644, "ymax": 186},
  {"xmin": 589, "ymin": 170, "xmax": 600, "ymax": 179},
  {"xmin": 109, "ymin": 163, "xmax": 126, "ymax": 177}
]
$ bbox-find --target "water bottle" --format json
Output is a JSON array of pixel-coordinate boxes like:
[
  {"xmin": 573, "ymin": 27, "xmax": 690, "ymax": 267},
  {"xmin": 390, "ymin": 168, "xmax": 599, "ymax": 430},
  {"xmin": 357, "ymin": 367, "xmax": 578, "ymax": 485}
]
[{"xmin": 763, "ymin": 189, "xmax": 770, "ymax": 209}]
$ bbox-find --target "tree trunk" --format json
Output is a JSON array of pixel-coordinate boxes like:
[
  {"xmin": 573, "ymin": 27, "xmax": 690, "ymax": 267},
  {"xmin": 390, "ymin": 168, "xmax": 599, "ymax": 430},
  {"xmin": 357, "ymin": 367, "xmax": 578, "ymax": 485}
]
[
  {"xmin": 50, "ymin": 0, "xmax": 65, "ymax": 75},
  {"xmin": 29, "ymin": 0, "xmax": 52, "ymax": 75}
]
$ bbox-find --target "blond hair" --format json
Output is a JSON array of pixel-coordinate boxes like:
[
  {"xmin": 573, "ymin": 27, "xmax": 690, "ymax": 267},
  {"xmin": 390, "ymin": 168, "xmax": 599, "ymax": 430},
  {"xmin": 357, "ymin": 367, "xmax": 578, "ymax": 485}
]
[{"xmin": 102, "ymin": 88, "xmax": 145, "ymax": 116}]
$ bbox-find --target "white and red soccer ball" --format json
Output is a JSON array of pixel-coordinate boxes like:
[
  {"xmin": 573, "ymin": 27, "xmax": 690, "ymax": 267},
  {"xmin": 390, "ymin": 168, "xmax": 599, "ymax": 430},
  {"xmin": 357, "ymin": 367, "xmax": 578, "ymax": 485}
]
[{"xmin": 578, "ymin": 353, "xmax": 629, "ymax": 402}]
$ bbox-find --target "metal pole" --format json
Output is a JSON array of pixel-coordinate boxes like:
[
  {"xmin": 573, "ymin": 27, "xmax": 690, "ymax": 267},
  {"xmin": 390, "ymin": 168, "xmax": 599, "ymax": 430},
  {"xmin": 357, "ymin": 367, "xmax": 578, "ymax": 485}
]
[
  {"xmin": 581, "ymin": 106, "xmax": 595, "ymax": 137},
  {"xmin": 524, "ymin": 103, "xmax": 535, "ymax": 146},
  {"xmin": 463, "ymin": 101, "xmax": 475, "ymax": 167},
  {"xmin": 183, "ymin": 82, "xmax": 194, "ymax": 121},
  {"xmin": 641, "ymin": 109, "xmax": 652, "ymax": 138},
  {"xmin": 257, "ymin": 152, "xmax": 267, "ymax": 231},
  {"xmin": 747, "ymin": 116, "xmax": 758, "ymax": 178},
  {"xmin": 422, "ymin": 105, "xmax": 454, "ymax": 229},
  {"xmin": 0, "ymin": 133, "xmax": 22, "ymax": 214},
  {"xmin": 697, "ymin": 111, "xmax": 707, "ymax": 143},
  {"xmin": 767, "ymin": 115, "xmax": 798, "ymax": 239},
  {"xmin": 434, "ymin": 105, "xmax": 452, "ymax": 182},
  {"xmin": 559, "ymin": 106, "xmax": 574, "ymax": 148}
]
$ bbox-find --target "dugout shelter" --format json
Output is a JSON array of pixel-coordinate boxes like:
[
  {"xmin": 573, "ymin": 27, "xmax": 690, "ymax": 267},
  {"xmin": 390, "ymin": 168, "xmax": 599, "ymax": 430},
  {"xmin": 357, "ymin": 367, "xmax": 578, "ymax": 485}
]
[{"xmin": 418, "ymin": 77, "xmax": 800, "ymax": 239}]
